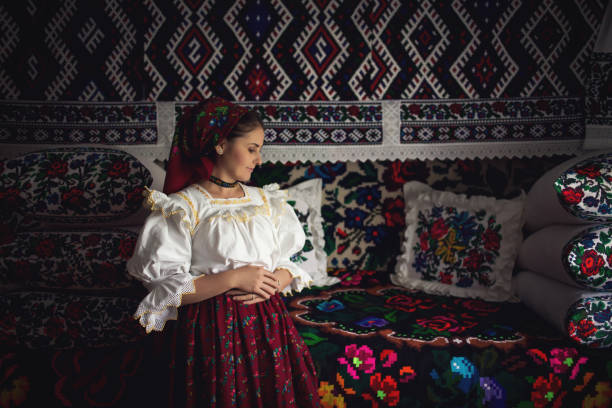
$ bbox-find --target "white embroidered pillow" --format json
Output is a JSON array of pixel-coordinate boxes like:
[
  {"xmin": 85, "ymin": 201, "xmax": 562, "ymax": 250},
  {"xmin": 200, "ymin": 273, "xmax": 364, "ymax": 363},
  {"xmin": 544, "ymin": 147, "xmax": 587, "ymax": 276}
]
[
  {"xmin": 390, "ymin": 181, "xmax": 526, "ymax": 301},
  {"xmin": 265, "ymin": 179, "xmax": 339, "ymax": 287}
]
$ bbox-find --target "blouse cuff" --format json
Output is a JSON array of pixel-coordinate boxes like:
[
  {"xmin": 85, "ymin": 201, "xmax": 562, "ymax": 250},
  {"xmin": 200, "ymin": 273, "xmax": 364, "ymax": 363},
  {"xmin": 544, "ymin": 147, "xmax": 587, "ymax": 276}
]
[
  {"xmin": 132, "ymin": 271, "xmax": 196, "ymax": 333},
  {"xmin": 275, "ymin": 262, "xmax": 313, "ymax": 296}
]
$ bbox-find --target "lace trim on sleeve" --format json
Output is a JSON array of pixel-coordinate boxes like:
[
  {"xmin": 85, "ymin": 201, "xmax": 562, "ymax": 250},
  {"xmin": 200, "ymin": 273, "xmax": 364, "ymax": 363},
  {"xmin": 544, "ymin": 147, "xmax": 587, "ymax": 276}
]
[
  {"xmin": 275, "ymin": 266, "xmax": 314, "ymax": 296},
  {"xmin": 132, "ymin": 274, "xmax": 207, "ymax": 333},
  {"xmin": 143, "ymin": 186, "xmax": 197, "ymax": 235}
]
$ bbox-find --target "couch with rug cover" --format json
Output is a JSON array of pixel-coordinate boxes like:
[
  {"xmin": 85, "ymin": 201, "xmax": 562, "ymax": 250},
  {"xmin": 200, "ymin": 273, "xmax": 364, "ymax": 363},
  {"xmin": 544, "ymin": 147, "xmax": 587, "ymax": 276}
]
[{"xmin": 1, "ymin": 146, "xmax": 611, "ymax": 408}]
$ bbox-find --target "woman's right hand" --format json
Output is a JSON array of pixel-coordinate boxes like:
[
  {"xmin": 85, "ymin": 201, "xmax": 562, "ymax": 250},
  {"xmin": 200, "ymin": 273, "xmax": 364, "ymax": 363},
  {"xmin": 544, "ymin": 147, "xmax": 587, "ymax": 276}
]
[{"xmin": 228, "ymin": 265, "xmax": 279, "ymax": 300}]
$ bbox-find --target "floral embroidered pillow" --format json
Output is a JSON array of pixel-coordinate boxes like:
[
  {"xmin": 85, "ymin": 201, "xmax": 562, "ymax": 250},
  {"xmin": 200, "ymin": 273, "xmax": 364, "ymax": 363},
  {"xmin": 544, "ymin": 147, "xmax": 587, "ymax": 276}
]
[
  {"xmin": 1, "ymin": 147, "xmax": 153, "ymax": 227},
  {"xmin": 390, "ymin": 181, "xmax": 526, "ymax": 301},
  {"xmin": 273, "ymin": 178, "xmax": 339, "ymax": 287},
  {"xmin": 518, "ymin": 224, "xmax": 612, "ymax": 291},
  {"xmin": 566, "ymin": 295, "xmax": 612, "ymax": 348},
  {"xmin": 554, "ymin": 152, "xmax": 612, "ymax": 221},
  {"xmin": 563, "ymin": 226, "xmax": 612, "ymax": 291}
]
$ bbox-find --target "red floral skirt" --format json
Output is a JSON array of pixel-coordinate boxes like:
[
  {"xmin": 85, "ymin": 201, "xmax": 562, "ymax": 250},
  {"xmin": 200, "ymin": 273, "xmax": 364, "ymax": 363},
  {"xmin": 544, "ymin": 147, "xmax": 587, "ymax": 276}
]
[{"xmin": 151, "ymin": 292, "xmax": 321, "ymax": 408}]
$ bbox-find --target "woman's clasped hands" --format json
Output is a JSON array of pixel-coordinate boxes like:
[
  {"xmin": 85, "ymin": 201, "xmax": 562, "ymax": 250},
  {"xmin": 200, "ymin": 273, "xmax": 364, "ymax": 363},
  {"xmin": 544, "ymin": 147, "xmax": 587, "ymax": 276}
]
[{"xmin": 227, "ymin": 264, "xmax": 280, "ymax": 304}]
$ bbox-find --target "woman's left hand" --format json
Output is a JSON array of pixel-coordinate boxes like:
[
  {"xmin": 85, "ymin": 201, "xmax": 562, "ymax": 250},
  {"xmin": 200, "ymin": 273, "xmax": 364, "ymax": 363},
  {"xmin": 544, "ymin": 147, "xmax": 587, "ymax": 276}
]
[
  {"xmin": 227, "ymin": 289, "xmax": 269, "ymax": 304},
  {"xmin": 227, "ymin": 268, "xmax": 293, "ymax": 304}
]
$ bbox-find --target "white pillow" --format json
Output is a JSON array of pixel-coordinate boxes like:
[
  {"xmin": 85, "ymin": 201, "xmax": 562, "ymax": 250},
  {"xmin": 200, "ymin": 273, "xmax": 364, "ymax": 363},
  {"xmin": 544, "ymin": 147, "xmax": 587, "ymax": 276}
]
[
  {"xmin": 267, "ymin": 179, "xmax": 339, "ymax": 287},
  {"xmin": 390, "ymin": 181, "xmax": 525, "ymax": 301}
]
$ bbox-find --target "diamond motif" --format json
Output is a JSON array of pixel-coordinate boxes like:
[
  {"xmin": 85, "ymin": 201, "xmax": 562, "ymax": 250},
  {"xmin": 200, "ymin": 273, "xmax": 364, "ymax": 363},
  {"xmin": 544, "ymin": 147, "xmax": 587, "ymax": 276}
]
[
  {"xmin": 531, "ymin": 11, "xmax": 564, "ymax": 58},
  {"xmin": 520, "ymin": 1, "xmax": 570, "ymax": 95},
  {"xmin": 240, "ymin": 0, "xmax": 278, "ymax": 41},
  {"xmin": 400, "ymin": 0, "xmax": 450, "ymax": 98},
  {"xmin": 409, "ymin": 16, "xmax": 442, "ymax": 59},
  {"xmin": 239, "ymin": 61, "xmax": 277, "ymax": 100},
  {"xmin": 462, "ymin": 0, "xmax": 508, "ymax": 31},
  {"xmin": 176, "ymin": 26, "xmax": 213, "ymax": 75},
  {"xmin": 303, "ymin": 25, "xmax": 341, "ymax": 76},
  {"xmin": 225, "ymin": 0, "xmax": 292, "ymax": 100},
  {"xmin": 464, "ymin": 43, "xmax": 504, "ymax": 93},
  {"xmin": 450, "ymin": 0, "xmax": 519, "ymax": 97},
  {"xmin": 0, "ymin": 0, "xmax": 606, "ymax": 102}
]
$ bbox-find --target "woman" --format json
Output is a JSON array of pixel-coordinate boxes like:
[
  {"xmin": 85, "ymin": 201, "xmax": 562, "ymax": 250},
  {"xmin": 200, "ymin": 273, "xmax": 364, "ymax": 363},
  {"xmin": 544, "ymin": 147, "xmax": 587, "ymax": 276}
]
[{"xmin": 127, "ymin": 97, "xmax": 321, "ymax": 407}]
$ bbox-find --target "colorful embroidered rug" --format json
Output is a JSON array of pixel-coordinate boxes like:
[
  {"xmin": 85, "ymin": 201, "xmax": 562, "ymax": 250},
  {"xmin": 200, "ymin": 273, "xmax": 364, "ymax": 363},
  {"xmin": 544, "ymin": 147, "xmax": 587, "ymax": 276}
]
[{"xmin": 284, "ymin": 270, "xmax": 612, "ymax": 408}]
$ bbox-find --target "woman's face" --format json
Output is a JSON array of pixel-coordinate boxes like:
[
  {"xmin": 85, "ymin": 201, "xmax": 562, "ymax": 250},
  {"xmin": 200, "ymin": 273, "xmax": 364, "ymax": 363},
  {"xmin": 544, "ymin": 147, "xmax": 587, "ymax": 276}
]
[{"xmin": 216, "ymin": 125, "xmax": 264, "ymax": 182}]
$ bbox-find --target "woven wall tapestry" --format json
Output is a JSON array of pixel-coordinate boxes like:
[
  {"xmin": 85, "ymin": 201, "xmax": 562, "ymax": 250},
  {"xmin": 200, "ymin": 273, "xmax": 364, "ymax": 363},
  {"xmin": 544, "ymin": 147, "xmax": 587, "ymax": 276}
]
[
  {"xmin": 0, "ymin": 1, "xmax": 608, "ymax": 161},
  {"xmin": 0, "ymin": 1, "xmax": 605, "ymax": 101}
]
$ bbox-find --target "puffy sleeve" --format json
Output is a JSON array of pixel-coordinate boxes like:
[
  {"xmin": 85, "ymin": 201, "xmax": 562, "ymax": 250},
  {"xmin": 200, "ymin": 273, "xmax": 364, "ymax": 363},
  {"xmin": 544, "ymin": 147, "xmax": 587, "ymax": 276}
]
[
  {"xmin": 263, "ymin": 183, "xmax": 313, "ymax": 295},
  {"xmin": 126, "ymin": 187, "xmax": 198, "ymax": 333}
]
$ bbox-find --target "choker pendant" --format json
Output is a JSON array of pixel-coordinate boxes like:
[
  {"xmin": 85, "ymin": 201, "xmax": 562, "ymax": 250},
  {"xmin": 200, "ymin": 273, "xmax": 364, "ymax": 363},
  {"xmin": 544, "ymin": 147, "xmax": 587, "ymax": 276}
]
[{"xmin": 209, "ymin": 174, "xmax": 238, "ymax": 188}]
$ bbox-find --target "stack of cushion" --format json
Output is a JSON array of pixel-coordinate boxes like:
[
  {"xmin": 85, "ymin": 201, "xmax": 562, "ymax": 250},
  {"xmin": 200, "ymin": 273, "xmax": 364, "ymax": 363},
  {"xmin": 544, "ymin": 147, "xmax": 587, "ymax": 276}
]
[
  {"xmin": 0, "ymin": 147, "xmax": 162, "ymax": 349},
  {"xmin": 514, "ymin": 150, "xmax": 612, "ymax": 348}
]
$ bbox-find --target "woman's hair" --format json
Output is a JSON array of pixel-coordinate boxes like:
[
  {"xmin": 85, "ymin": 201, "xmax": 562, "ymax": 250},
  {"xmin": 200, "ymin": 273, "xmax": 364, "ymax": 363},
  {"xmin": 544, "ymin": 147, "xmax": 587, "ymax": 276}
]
[
  {"xmin": 228, "ymin": 110, "xmax": 264, "ymax": 139},
  {"xmin": 207, "ymin": 110, "xmax": 263, "ymax": 162}
]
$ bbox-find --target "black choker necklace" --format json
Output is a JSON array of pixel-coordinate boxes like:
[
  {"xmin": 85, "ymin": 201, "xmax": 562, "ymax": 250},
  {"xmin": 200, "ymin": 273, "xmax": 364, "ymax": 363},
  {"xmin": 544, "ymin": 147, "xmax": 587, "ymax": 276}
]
[{"xmin": 208, "ymin": 174, "xmax": 238, "ymax": 188}]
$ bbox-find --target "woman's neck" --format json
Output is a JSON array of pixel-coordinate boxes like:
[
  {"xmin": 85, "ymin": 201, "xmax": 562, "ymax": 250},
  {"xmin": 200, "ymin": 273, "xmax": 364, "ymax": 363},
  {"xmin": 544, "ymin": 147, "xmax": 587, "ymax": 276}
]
[{"xmin": 199, "ymin": 180, "xmax": 244, "ymax": 199}]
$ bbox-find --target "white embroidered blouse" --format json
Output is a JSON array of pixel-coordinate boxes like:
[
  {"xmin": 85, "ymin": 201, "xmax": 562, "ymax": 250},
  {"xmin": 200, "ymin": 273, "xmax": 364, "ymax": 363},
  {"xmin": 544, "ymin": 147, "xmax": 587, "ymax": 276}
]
[{"xmin": 126, "ymin": 182, "xmax": 312, "ymax": 334}]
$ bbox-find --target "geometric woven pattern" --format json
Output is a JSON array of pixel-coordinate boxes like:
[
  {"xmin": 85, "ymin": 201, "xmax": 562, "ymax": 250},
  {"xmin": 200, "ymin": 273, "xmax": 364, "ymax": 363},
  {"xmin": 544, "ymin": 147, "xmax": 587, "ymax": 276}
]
[
  {"xmin": 0, "ymin": 0, "xmax": 606, "ymax": 101},
  {"xmin": 0, "ymin": 101, "xmax": 156, "ymax": 144},
  {"xmin": 400, "ymin": 97, "xmax": 583, "ymax": 143},
  {"xmin": 142, "ymin": 0, "xmax": 605, "ymax": 100},
  {"xmin": 176, "ymin": 101, "xmax": 383, "ymax": 145},
  {"xmin": 0, "ymin": 0, "xmax": 145, "ymax": 100},
  {"xmin": 0, "ymin": 99, "xmax": 581, "ymax": 159}
]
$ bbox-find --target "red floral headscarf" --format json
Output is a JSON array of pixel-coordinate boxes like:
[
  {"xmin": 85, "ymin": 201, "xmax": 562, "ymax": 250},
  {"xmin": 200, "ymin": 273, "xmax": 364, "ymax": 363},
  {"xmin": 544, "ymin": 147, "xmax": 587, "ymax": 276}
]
[{"xmin": 163, "ymin": 97, "xmax": 250, "ymax": 194}]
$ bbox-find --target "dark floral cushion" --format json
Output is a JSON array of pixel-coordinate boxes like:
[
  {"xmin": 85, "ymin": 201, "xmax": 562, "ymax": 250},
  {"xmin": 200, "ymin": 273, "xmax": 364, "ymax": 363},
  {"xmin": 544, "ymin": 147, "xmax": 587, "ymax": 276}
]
[
  {"xmin": 0, "ymin": 230, "xmax": 140, "ymax": 290},
  {"xmin": 563, "ymin": 225, "xmax": 612, "ymax": 291},
  {"xmin": 554, "ymin": 152, "xmax": 612, "ymax": 221},
  {"xmin": 1, "ymin": 291, "xmax": 144, "ymax": 349},
  {"xmin": 566, "ymin": 296, "xmax": 612, "ymax": 348},
  {"xmin": 1, "ymin": 147, "xmax": 152, "ymax": 225}
]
